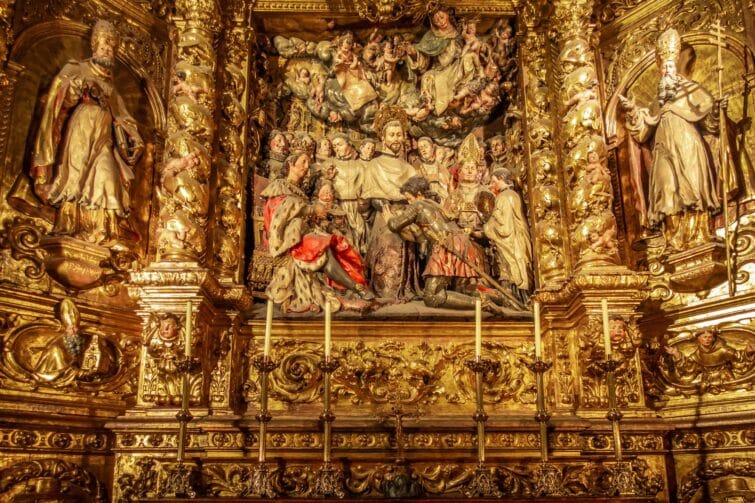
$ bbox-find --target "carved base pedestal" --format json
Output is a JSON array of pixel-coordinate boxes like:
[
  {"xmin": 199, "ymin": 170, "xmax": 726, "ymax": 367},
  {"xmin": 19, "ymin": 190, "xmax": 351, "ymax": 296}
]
[{"xmin": 666, "ymin": 241, "xmax": 726, "ymax": 292}]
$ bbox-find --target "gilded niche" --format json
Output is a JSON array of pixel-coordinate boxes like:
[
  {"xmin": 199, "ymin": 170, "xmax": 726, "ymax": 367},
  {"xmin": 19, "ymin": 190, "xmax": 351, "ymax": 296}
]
[
  {"xmin": 2, "ymin": 18, "xmax": 158, "ymax": 293},
  {"xmin": 249, "ymin": 6, "xmax": 536, "ymax": 318}
]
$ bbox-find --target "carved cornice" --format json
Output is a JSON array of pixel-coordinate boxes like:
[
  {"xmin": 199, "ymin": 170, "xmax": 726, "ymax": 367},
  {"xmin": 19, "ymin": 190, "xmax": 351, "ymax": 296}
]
[
  {"xmin": 128, "ymin": 263, "xmax": 253, "ymax": 310},
  {"xmin": 537, "ymin": 268, "xmax": 649, "ymax": 305},
  {"xmin": 0, "ymin": 428, "xmax": 109, "ymax": 453},
  {"xmin": 254, "ymin": 0, "xmax": 516, "ymax": 15}
]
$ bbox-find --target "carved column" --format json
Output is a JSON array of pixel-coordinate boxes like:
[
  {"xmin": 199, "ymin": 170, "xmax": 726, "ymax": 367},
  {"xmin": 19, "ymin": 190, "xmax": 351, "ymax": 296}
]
[
  {"xmin": 157, "ymin": 0, "xmax": 220, "ymax": 262},
  {"xmin": 519, "ymin": 6, "xmax": 569, "ymax": 289},
  {"xmin": 540, "ymin": 1, "xmax": 651, "ymax": 414},
  {"xmin": 552, "ymin": 0, "xmax": 620, "ymax": 271},
  {"xmin": 210, "ymin": 0, "xmax": 252, "ymax": 283}
]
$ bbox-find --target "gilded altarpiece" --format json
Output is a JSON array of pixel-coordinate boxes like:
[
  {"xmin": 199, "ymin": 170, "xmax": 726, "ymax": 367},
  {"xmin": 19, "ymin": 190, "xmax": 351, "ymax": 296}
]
[{"xmin": 0, "ymin": 0, "xmax": 752, "ymax": 502}]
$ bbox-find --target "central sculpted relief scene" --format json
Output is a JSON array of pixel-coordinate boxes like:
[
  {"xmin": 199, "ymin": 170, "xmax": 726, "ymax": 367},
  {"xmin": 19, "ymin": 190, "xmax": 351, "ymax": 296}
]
[
  {"xmin": 248, "ymin": 8, "xmax": 532, "ymax": 316},
  {"xmin": 1, "ymin": 0, "xmax": 755, "ymax": 501}
]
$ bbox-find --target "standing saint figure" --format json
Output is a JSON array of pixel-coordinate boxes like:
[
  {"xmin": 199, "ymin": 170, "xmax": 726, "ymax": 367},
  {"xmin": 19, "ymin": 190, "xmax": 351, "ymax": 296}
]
[
  {"xmin": 619, "ymin": 27, "xmax": 730, "ymax": 251},
  {"xmin": 29, "ymin": 20, "xmax": 144, "ymax": 247},
  {"xmin": 484, "ymin": 168, "xmax": 532, "ymax": 304},
  {"xmin": 361, "ymin": 107, "xmax": 420, "ymax": 300}
]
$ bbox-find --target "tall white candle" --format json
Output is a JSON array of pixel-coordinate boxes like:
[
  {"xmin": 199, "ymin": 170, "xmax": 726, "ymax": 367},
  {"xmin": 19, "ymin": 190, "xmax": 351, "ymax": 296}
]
[
  {"xmin": 185, "ymin": 300, "xmax": 192, "ymax": 358},
  {"xmin": 325, "ymin": 301, "xmax": 331, "ymax": 360},
  {"xmin": 534, "ymin": 300, "xmax": 542, "ymax": 358},
  {"xmin": 601, "ymin": 298, "xmax": 612, "ymax": 358},
  {"xmin": 475, "ymin": 298, "xmax": 482, "ymax": 358},
  {"xmin": 264, "ymin": 299, "xmax": 273, "ymax": 358}
]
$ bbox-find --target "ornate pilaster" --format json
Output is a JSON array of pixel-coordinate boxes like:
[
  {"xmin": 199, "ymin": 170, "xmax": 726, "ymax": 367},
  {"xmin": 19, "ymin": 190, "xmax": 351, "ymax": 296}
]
[
  {"xmin": 210, "ymin": 0, "xmax": 253, "ymax": 282},
  {"xmin": 157, "ymin": 0, "xmax": 220, "ymax": 262},
  {"xmin": 519, "ymin": 2, "xmax": 569, "ymax": 289},
  {"xmin": 552, "ymin": 0, "xmax": 620, "ymax": 270}
]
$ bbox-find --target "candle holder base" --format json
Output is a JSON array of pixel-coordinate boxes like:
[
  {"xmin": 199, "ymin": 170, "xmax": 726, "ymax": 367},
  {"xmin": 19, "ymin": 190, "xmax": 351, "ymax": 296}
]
[
  {"xmin": 609, "ymin": 461, "xmax": 638, "ymax": 496},
  {"xmin": 464, "ymin": 465, "xmax": 502, "ymax": 498},
  {"xmin": 534, "ymin": 462, "xmax": 563, "ymax": 496},
  {"xmin": 312, "ymin": 462, "xmax": 346, "ymax": 498},
  {"xmin": 252, "ymin": 355, "xmax": 280, "ymax": 373},
  {"xmin": 247, "ymin": 462, "xmax": 278, "ymax": 498},
  {"xmin": 163, "ymin": 461, "xmax": 200, "ymax": 499},
  {"xmin": 465, "ymin": 357, "xmax": 501, "ymax": 375}
]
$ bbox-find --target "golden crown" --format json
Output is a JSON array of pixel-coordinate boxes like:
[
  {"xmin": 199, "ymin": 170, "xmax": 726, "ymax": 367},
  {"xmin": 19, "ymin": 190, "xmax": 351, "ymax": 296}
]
[
  {"xmin": 656, "ymin": 27, "xmax": 680, "ymax": 63},
  {"xmin": 91, "ymin": 20, "xmax": 119, "ymax": 50}
]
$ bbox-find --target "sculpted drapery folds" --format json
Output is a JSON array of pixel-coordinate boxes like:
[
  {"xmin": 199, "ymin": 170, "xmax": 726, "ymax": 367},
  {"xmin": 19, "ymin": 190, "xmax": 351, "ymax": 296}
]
[
  {"xmin": 27, "ymin": 20, "xmax": 143, "ymax": 247},
  {"xmin": 262, "ymin": 152, "xmax": 372, "ymax": 313},
  {"xmin": 619, "ymin": 27, "xmax": 738, "ymax": 251}
]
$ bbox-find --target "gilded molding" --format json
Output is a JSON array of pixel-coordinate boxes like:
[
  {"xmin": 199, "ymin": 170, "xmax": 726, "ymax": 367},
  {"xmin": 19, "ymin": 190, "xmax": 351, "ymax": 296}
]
[
  {"xmin": 0, "ymin": 428, "xmax": 108, "ymax": 452},
  {"xmin": 254, "ymin": 0, "xmax": 516, "ymax": 15}
]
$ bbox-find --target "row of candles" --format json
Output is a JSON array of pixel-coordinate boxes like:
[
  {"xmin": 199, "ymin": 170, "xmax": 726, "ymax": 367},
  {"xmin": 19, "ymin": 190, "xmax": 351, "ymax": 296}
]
[{"xmin": 257, "ymin": 297, "xmax": 617, "ymax": 362}]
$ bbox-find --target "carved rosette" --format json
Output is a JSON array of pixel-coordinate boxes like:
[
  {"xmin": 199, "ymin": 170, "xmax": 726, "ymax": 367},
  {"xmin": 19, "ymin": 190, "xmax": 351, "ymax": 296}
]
[
  {"xmin": 157, "ymin": 0, "xmax": 220, "ymax": 261},
  {"xmin": 211, "ymin": 2, "xmax": 251, "ymax": 279},
  {"xmin": 553, "ymin": 0, "xmax": 620, "ymax": 269}
]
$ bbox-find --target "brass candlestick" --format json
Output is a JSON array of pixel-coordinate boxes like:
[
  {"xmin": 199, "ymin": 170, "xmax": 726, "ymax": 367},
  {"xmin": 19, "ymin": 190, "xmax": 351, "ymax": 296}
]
[
  {"xmin": 250, "ymin": 354, "xmax": 279, "ymax": 498},
  {"xmin": 464, "ymin": 356, "xmax": 502, "ymax": 498},
  {"xmin": 313, "ymin": 358, "xmax": 345, "ymax": 498},
  {"xmin": 167, "ymin": 355, "xmax": 201, "ymax": 498},
  {"xmin": 595, "ymin": 357, "xmax": 635, "ymax": 495},
  {"xmin": 523, "ymin": 356, "xmax": 562, "ymax": 496}
]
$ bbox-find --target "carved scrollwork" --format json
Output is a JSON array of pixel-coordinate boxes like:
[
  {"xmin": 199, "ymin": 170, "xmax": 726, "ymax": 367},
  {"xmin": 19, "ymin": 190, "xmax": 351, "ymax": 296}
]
[
  {"xmin": 200, "ymin": 459, "xmax": 662, "ymax": 498},
  {"xmin": 678, "ymin": 458, "xmax": 755, "ymax": 503},
  {"xmin": 116, "ymin": 456, "xmax": 158, "ymax": 502},
  {"xmin": 0, "ymin": 458, "xmax": 106, "ymax": 501},
  {"xmin": 578, "ymin": 315, "xmax": 643, "ymax": 408},
  {"xmin": 0, "ymin": 217, "xmax": 46, "ymax": 280},
  {"xmin": 0, "ymin": 298, "xmax": 138, "ymax": 393},
  {"xmin": 354, "ymin": 0, "xmax": 438, "ymax": 24},
  {"xmin": 655, "ymin": 324, "xmax": 755, "ymax": 397},
  {"xmin": 246, "ymin": 339, "xmax": 536, "ymax": 408}
]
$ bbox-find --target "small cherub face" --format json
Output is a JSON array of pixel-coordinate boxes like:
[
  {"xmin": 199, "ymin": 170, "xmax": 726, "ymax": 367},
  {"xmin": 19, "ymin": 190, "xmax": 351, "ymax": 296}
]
[
  {"xmin": 587, "ymin": 151, "xmax": 600, "ymax": 164},
  {"xmin": 609, "ymin": 318, "xmax": 627, "ymax": 343},
  {"xmin": 297, "ymin": 68, "xmax": 311, "ymax": 83},
  {"xmin": 159, "ymin": 316, "xmax": 179, "ymax": 341}
]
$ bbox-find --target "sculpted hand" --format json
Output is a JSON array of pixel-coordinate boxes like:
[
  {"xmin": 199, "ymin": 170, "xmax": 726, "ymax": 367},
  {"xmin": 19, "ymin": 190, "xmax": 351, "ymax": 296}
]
[{"xmin": 664, "ymin": 345, "xmax": 682, "ymax": 361}]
